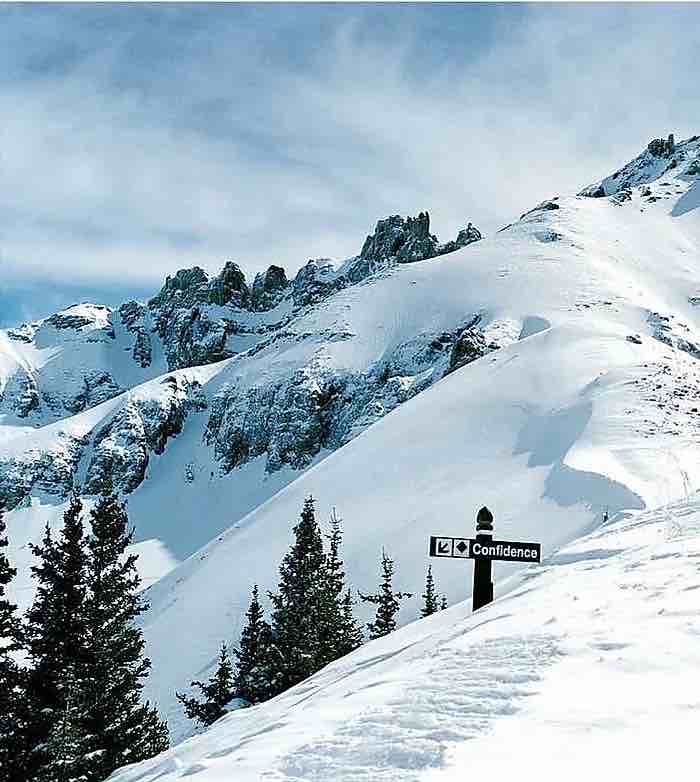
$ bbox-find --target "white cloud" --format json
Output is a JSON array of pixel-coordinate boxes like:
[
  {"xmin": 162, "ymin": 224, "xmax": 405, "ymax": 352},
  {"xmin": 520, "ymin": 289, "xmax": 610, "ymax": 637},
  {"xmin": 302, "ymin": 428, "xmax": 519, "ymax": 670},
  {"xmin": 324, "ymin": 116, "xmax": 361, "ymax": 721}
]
[{"xmin": 1, "ymin": 4, "xmax": 698, "ymax": 293}]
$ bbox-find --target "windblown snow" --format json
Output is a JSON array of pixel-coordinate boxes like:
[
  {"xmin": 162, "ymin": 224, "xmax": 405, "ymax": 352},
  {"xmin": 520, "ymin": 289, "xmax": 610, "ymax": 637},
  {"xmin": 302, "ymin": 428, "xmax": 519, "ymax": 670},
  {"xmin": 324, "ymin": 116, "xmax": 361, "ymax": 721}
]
[{"xmin": 3, "ymin": 135, "xmax": 700, "ymax": 778}]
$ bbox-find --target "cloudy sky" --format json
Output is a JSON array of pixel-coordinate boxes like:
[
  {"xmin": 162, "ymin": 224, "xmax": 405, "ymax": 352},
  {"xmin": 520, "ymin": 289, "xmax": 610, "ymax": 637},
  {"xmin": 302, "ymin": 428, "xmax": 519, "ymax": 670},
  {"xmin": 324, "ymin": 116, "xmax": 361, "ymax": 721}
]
[{"xmin": 1, "ymin": 2, "xmax": 699, "ymax": 325}]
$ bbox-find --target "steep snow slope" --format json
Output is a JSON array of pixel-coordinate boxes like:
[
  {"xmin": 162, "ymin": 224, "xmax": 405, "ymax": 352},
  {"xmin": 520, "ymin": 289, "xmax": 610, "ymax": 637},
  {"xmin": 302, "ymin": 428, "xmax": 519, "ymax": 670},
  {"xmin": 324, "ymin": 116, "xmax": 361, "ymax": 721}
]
[
  {"xmin": 120, "ymin": 137, "xmax": 700, "ymax": 740},
  {"xmin": 111, "ymin": 491, "xmax": 700, "ymax": 782}
]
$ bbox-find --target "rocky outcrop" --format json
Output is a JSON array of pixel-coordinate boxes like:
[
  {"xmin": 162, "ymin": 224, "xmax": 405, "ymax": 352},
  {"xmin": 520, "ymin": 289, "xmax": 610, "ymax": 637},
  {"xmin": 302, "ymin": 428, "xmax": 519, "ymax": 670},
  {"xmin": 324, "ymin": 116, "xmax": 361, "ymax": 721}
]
[
  {"xmin": 204, "ymin": 318, "xmax": 495, "ymax": 476},
  {"xmin": 292, "ymin": 260, "xmax": 340, "ymax": 308},
  {"xmin": 251, "ymin": 265, "xmax": 288, "ymax": 311},
  {"xmin": 63, "ymin": 371, "xmax": 123, "ymax": 415},
  {"xmin": 648, "ymin": 134, "xmax": 675, "ymax": 158},
  {"xmin": 579, "ymin": 133, "xmax": 700, "ymax": 198},
  {"xmin": 0, "ymin": 368, "xmax": 40, "ymax": 418},
  {"xmin": 0, "ymin": 434, "xmax": 86, "ymax": 509},
  {"xmin": 359, "ymin": 212, "xmax": 438, "ymax": 268},
  {"xmin": 209, "ymin": 262, "xmax": 250, "ymax": 307},
  {"xmin": 148, "ymin": 262, "xmax": 286, "ymax": 370},
  {"xmin": 119, "ymin": 301, "xmax": 153, "ymax": 368},
  {"xmin": 84, "ymin": 375, "xmax": 207, "ymax": 495},
  {"xmin": 343, "ymin": 212, "xmax": 482, "ymax": 282},
  {"xmin": 439, "ymin": 222, "xmax": 483, "ymax": 254}
]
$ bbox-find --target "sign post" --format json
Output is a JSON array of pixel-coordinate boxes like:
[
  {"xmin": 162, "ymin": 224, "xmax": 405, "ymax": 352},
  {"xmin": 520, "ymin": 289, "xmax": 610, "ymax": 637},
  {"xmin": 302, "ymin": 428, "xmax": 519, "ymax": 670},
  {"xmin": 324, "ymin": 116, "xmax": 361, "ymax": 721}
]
[
  {"xmin": 472, "ymin": 506, "xmax": 494, "ymax": 611},
  {"xmin": 428, "ymin": 507, "xmax": 541, "ymax": 612}
]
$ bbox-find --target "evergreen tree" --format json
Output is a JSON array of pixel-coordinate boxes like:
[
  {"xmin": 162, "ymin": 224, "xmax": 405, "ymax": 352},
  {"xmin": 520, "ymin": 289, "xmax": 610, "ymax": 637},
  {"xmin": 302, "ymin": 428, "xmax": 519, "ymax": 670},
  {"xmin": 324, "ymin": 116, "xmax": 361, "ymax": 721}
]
[
  {"xmin": 440, "ymin": 595, "xmax": 448, "ymax": 611},
  {"xmin": 79, "ymin": 492, "xmax": 168, "ymax": 779},
  {"xmin": 234, "ymin": 585, "xmax": 276, "ymax": 704},
  {"xmin": 177, "ymin": 643, "xmax": 236, "ymax": 728},
  {"xmin": 0, "ymin": 507, "xmax": 30, "ymax": 782},
  {"xmin": 24, "ymin": 497, "xmax": 90, "ymax": 780},
  {"xmin": 339, "ymin": 588, "xmax": 364, "ymax": 654},
  {"xmin": 420, "ymin": 565, "xmax": 439, "ymax": 617},
  {"xmin": 268, "ymin": 496, "xmax": 327, "ymax": 694},
  {"xmin": 359, "ymin": 549, "xmax": 412, "ymax": 640},
  {"xmin": 35, "ymin": 673, "xmax": 89, "ymax": 782},
  {"xmin": 316, "ymin": 509, "xmax": 363, "ymax": 666}
]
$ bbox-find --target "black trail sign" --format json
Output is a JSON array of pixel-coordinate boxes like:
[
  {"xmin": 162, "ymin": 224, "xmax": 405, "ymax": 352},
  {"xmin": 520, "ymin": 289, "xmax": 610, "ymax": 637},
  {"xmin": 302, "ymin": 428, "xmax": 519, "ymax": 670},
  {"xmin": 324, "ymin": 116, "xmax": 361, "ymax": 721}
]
[
  {"xmin": 429, "ymin": 537, "xmax": 540, "ymax": 563},
  {"xmin": 428, "ymin": 507, "xmax": 540, "ymax": 611}
]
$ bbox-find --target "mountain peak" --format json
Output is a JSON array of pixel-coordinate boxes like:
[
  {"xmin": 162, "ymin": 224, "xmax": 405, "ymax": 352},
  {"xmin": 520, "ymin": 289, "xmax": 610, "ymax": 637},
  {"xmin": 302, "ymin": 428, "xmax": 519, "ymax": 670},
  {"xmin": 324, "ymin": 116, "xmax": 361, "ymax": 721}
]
[{"xmin": 580, "ymin": 132, "xmax": 700, "ymax": 198}]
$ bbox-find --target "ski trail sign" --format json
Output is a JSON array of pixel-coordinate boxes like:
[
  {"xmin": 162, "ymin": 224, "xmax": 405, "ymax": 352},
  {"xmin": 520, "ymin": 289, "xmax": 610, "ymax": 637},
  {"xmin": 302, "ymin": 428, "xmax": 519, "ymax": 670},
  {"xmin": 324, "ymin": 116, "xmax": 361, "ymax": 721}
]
[
  {"xmin": 429, "ymin": 536, "xmax": 540, "ymax": 563},
  {"xmin": 428, "ymin": 507, "xmax": 540, "ymax": 611}
]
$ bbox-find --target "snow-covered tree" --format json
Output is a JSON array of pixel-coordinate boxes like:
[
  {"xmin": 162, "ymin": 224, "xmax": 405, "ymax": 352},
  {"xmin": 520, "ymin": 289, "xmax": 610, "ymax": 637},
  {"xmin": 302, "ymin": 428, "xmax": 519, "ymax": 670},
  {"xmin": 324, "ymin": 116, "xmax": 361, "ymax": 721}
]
[
  {"xmin": 79, "ymin": 492, "xmax": 168, "ymax": 779},
  {"xmin": 359, "ymin": 549, "xmax": 412, "ymax": 639},
  {"xmin": 440, "ymin": 595, "xmax": 448, "ymax": 611},
  {"xmin": 0, "ymin": 508, "xmax": 30, "ymax": 782},
  {"xmin": 420, "ymin": 565, "xmax": 439, "ymax": 617},
  {"xmin": 178, "ymin": 643, "xmax": 236, "ymax": 728},
  {"xmin": 24, "ymin": 497, "xmax": 90, "ymax": 780}
]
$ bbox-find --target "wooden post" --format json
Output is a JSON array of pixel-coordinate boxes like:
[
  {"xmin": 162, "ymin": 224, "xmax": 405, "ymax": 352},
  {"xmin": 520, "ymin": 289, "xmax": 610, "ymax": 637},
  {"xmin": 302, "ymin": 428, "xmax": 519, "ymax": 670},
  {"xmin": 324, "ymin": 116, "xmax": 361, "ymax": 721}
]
[{"xmin": 472, "ymin": 506, "xmax": 494, "ymax": 611}]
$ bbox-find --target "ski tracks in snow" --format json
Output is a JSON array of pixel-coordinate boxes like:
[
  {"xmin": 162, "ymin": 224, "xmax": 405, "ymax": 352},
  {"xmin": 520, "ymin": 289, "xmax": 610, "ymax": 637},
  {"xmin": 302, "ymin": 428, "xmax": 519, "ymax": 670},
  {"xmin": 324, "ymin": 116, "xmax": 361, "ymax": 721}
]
[{"xmin": 279, "ymin": 635, "xmax": 560, "ymax": 782}]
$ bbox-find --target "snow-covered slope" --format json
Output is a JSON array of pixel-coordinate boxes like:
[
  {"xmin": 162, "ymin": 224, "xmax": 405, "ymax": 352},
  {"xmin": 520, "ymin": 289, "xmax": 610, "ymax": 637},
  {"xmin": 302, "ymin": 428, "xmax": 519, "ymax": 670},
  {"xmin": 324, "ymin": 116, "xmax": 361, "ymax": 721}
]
[
  {"xmin": 0, "ymin": 213, "xmax": 486, "ymax": 557},
  {"xmin": 4, "ymin": 135, "xmax": 700, "ymax": 758},
  {"xmin": 111, "ymin": 491, "xmax": 700, "ymax": 782},
  {"xmin": 118, "ymin": 135, "xmax": 700, "ymax": 740}
]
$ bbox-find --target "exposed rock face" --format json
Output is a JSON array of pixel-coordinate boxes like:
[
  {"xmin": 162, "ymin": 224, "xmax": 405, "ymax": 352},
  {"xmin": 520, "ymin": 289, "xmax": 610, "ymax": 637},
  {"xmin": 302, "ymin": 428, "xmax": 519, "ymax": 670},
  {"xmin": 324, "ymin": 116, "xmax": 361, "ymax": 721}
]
[
  {"xmin": 119, "ymin": 301, "xmax": 153, "ymax": 368},
  {"xmin": 359, "ymin": 212, "xmax": 438, "ymax": 269},
  {"xmin": 63, "ymin": 371, "xmax": 122, "ymax": 415},
  {"xmin": 204, "ymin": 319, "xmax": 496, "ymax": 476},
  {"xmin": 209, "ymin": 261, "xmax": 250, "ymax": 307},
  {"xmin": 446, "ymin": 323, "xmax": 491, "ymax": 375},
  {"xmin": 150, "ymin": 267, "xmax": 211, "ymax": 312},
  {"xmin": 440, "ymin": 222, "xmax": 483, "ymax": 254},
  {"xmin": 0, "ymin": 368, "xmax": 41, "ymax": 418},
  {"xmin": 344, "ymin": 212, "xmax": 482, "ymax": 282},
  {"xmin": 251, "ymin": 265, "xmax": 288, "ymax": 311},
  {"xmin": 292, "ymin": 260, "xmax": 340, "ymax": 308},
  {"xmin": 0, "ymin": 434, "xmax": 86, "ymax": 509},
  {"xmin": 648, "ymin": 134, "xmax": 675, "ymax": 158},
  {"xmin": 84, "ymin": 375, "xmax": 207, "ymax": 495}
]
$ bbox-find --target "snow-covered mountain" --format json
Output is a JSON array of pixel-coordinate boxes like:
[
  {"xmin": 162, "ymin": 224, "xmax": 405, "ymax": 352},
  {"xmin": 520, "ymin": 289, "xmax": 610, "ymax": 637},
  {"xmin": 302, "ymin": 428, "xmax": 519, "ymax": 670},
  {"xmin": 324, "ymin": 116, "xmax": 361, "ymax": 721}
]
[
  {"xmin": 0, "ymin": 210, "xmax": 483, "ymax": 551},
  {"xmin": 4, "ymin": 134, "xmax": 700, "ymax": 770}
]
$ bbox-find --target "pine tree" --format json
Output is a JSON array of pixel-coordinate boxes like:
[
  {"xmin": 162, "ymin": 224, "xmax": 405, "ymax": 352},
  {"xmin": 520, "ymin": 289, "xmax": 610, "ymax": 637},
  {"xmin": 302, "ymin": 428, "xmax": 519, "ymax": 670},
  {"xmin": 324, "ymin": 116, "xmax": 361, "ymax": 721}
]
[
  {"xmin": 24, "ymin": 497, "xmax": 90, "ymax": 780},
  {"xmin": 35, "ymin": 673, "xmax": 89, "ymax": 782},
  {"xmin": 0, "ymin": 507, "xmax": 30, "ymax": 782},
  {"xmin": 359, "ymin": 549, "xmax": 412, "ymax": 640},
  {"xmin": 234, "ymin": 585, "xmax": 276, "ymax": 704},
  {"xmin": 316, "ymin": 509, "xmax": 363, "ymax": 666},
  {"xmin": 440, "ymin": 595, "xmax": 448, "ymax": 611},
  {"xmin": 79, "ymin": 492, "xmax": 169, "ymax": 779},
  {"xmin": 177, "ymin": 643, "xmax": 236, "ymax": 728},
  {"xmin": 420, "ymin": 565, "xmax": 439, "ymax": 617},
  {"xmin": 268, "ymin": 496, "xmax": 327, "ymax": 694},
  {"xmin": 339, "ymin": 588, "xmax": 364, "ymax": 654}
]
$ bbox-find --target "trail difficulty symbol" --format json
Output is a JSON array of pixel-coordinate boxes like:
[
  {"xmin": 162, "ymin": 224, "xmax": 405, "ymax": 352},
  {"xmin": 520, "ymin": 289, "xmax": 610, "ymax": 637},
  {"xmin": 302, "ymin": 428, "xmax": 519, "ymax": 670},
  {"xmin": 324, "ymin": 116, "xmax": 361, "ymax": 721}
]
[{"xmin": 429, "ymin": 507, "xmax": 541, "ymax": 611}]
